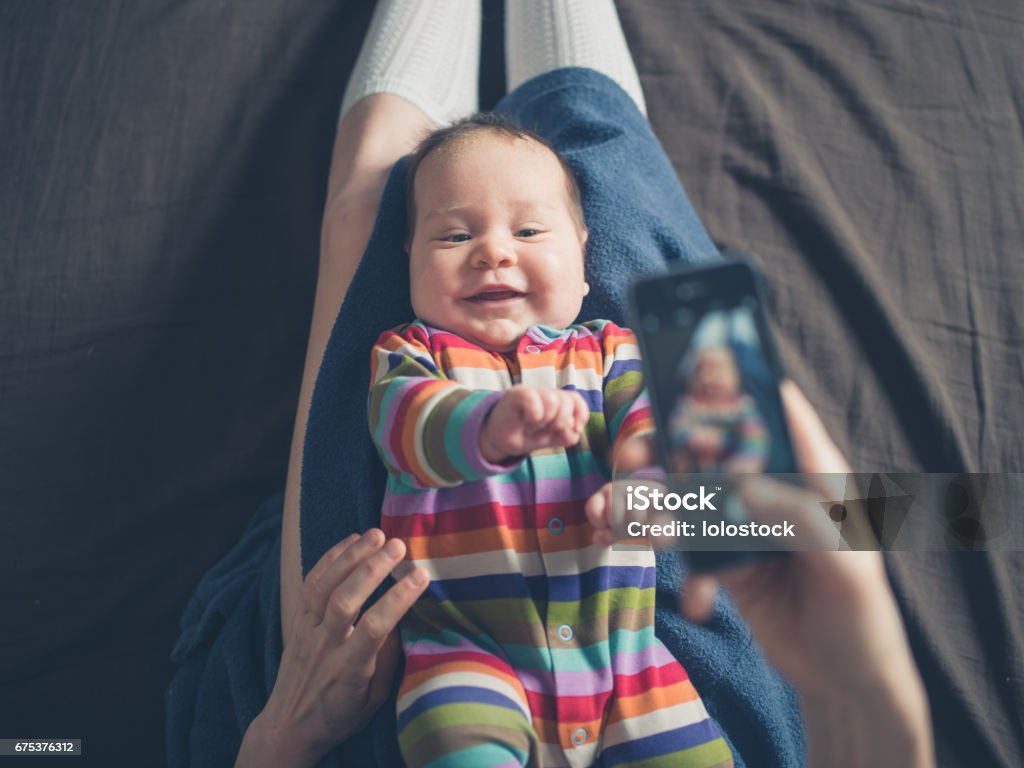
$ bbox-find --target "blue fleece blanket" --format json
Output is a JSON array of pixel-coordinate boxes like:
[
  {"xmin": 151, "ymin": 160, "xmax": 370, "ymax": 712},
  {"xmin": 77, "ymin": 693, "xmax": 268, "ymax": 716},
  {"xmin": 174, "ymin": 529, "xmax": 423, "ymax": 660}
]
[{"xmin": 167, "ymin": 68, "xmax": 804, "ymax": 767}]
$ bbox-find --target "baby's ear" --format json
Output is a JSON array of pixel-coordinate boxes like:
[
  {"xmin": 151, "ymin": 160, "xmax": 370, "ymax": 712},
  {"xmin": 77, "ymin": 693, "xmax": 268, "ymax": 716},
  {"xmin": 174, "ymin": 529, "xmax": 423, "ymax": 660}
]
[{"xmin": 580, "ymin": 229, "xmax": 590, "ymax": 296}]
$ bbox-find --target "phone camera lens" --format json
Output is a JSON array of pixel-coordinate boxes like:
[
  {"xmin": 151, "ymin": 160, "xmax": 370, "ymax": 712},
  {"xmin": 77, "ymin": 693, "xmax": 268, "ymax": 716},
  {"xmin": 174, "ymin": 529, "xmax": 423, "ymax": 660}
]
[{"xmin": 675, "ymin": 283, "xmax": 695, "ymax": 300}]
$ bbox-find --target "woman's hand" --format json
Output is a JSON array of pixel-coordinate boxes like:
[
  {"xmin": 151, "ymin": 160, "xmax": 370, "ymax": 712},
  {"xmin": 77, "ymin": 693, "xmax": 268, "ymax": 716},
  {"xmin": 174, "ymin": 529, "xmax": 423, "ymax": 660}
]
[
  {"xmin": 678, "ymin": 380, "xmax": 877, "ymax": 692},
  {"xmin": 238, "ymin": 530, "xmax": 429, "ymax": 768},
  {"xmin": 679, "ymin": 382, "xmax": 934, "ymax": 766}
]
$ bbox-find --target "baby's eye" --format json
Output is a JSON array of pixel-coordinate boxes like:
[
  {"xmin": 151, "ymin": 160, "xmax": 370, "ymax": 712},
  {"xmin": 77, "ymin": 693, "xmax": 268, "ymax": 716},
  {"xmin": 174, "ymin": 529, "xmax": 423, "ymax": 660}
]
[
  {"xmin": 516, "ymin": 228, "xmax": 540, "ymax": 238},
  {"xmin": 442, "ymin": 233, "xmax": 471, "ymax": 243}
]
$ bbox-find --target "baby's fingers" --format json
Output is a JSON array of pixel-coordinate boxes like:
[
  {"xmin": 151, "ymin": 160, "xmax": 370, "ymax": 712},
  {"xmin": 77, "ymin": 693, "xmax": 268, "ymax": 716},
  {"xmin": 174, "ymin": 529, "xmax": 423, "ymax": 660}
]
[
  {"xmin": 552, "ymin": 391, "xmax": 588, "ymax": 442},
  {"xmin": 514, "ymin": 387, "xmax": 544, "ymax": 425},
  {"xmin": 586, "ymin": 484, "xmax": 615, "ymax": 547},
  {"xmin": 571, "ymin": 392, "xmax": 590, "ymax": 433},
  {"xmin": 540, "ymin": 389, "xmax": 566, "ymax": 426},
  {"xmin": 513, "ymin": 387, "xmax": 552, "ymax": 428}
]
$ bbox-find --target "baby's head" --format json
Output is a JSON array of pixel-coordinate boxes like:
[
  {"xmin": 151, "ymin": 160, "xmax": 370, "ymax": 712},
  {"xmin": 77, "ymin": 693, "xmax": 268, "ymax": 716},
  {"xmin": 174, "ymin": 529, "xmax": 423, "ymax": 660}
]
[
  {"xmin": 404, "ymin": 114, "xmax": 590, "ymax": 351},
  {"xmin": 689, "ymin": 346, "xmax": 741, "ymax": 399}
]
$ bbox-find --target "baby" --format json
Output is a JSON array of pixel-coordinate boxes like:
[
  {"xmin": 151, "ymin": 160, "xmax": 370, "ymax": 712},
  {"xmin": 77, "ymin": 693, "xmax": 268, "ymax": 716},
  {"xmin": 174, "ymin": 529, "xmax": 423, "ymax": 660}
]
[
  {"xmin": 668, "ymin": 346, "xmax": 769, "ymax": 474},
  {"xmin": 368, "ymin": 115, "xmax": 733, "ymax": 768}
]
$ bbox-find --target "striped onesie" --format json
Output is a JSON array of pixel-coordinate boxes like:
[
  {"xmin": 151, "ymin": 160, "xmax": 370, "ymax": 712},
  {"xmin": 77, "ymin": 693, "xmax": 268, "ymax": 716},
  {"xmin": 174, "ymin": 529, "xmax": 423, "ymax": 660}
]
[{"xmin": 368, "ymin": 319, "xmax": 733, "ymax": 768}]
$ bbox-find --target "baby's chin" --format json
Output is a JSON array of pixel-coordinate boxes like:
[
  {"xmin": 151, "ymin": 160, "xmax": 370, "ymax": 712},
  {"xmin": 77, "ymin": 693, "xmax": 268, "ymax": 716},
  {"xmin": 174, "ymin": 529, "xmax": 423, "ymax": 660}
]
[
  {"xmin": 427, "ymin": 316, "xmax": 533, "ymax": 352},
  {"xmin": 462, "ymin": 322, "xmax": 529, "ymax": 352},
  {"xmin": 420, "ymin": 308, "xmax": 583, "ymax": 351}
]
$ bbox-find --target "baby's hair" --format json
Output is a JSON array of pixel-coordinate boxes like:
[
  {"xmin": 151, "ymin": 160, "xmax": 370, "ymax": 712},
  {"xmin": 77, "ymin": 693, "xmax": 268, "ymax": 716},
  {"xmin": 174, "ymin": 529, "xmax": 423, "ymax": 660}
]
[{"xmin": 404, "ymin": 113, "xmax": 587, "ymax": 247}]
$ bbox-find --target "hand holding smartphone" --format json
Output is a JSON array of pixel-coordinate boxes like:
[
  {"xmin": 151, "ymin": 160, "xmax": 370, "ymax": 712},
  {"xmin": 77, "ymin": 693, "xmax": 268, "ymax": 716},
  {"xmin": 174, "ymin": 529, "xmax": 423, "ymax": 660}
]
[{"xmin": 628, "ymin": 254, "xmax": 797, "ymax": 571}]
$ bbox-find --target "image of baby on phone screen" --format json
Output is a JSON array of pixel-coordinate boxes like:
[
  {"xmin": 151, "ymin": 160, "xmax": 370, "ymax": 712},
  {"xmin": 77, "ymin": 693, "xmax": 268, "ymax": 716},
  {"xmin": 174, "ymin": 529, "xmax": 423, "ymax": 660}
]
[
  {"xmin": 667, "ymin": 344, "xmax": 769, "ymax": 474},
  {"xmin": 367, "ymin": 114, "xmax": 733, "ymax": 767}
]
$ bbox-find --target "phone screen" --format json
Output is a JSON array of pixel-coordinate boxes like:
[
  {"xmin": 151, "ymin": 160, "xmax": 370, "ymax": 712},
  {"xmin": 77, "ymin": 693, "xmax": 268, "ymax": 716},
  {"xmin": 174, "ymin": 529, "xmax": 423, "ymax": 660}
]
[
  {"xmin": 632, "ymin": 259, "xmax": 796, "ymax": 476},
  {"xmin": 629, "ymin": 259, "xmax": 798, "ymax": 569}
]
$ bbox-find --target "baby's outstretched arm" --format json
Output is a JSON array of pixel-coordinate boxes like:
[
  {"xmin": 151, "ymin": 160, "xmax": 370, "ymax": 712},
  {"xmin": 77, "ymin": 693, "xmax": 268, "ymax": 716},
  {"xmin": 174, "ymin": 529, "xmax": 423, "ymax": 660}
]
[{"xmin": 479, "ymin": 385, "xmax": 589, "ymax": 463}]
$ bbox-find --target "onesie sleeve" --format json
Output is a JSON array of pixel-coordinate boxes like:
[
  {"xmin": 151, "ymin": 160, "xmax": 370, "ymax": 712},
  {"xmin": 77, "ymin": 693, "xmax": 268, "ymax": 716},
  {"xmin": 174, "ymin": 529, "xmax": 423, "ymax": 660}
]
[
  {"xmin": 599, "ymin": 322, "xmax": 656, "ymax": 466},
  {"xmin": 368, "ymin": 324, "xmax": 520, "ymax": 489}
]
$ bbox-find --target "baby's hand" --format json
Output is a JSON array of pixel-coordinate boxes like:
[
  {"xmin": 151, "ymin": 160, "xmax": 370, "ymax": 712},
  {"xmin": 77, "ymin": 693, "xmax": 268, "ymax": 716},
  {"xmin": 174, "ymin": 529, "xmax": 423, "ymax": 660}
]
[
  {"xmin": 479, "ymin": 386, "xmax": 589, "ymax": 463},
  {"xmin": 586, "ymin": 434, "xmax": 672, "ymax": 548}
]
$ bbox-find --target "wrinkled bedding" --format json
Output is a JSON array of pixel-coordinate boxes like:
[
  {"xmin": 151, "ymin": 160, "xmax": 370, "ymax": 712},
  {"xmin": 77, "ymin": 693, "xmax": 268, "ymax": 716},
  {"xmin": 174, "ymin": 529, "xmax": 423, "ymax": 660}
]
[{"xmin": 2, "ymin": 0, "xmax": 1021, "ymax": 764}]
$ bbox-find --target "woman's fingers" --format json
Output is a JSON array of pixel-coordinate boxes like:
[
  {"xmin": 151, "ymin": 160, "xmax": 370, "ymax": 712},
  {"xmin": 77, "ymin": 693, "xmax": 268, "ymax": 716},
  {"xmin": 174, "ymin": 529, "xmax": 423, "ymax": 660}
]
[
  {"xmin": 780, "ymin": 380, "xmax": 851, "ymax": 474},
  {"xmin": 303, "ymin": 532, "xmax": 360, "ymax": 595},
  {"xmin": 267, "ymin": 535, "xmax": 427, "ymax": 758},
  {"xmin": 302, "ymin": 530, "xmax": 385, "ymax": 619},
  {"xmin": 300, "ymin": 532, "xmax": 362, "ymax": 618},
  {"xmin": 319, "ymin": 537, "xmax": 408, "ymax": 636},
  {"xmin": 585, "ymin": 484, "xmax": 617, "ymax": 547},
  {"xmin": 343, "ymin": 567, "xmax": 430, "ymax": 666},
  {"xmin": 678, "ymin": 573, "xmax": 720, "ymax": 623},
  {"xmin": 585, "ymin": 483, "xmax": 610, "ymax": 527},
  {"xmin": 319, "ymin": 530, "xmax": 387, "ymax": 594},
  {"xmin": 363, "ymin": 630, "xmax": 404, "ymax": 712}
]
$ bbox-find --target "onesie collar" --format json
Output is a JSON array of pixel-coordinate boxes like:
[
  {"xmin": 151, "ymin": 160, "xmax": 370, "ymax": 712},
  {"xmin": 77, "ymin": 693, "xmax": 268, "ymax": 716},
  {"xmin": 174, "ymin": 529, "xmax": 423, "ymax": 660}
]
[{"xmin": 523, "ymin": 324, "xmax": 575, "ymax": 345}]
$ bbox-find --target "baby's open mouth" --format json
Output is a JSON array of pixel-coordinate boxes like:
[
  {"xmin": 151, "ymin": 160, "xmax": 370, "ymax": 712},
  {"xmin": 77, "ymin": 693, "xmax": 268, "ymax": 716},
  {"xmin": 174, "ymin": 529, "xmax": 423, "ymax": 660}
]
[{"xmin": 467, "ymin": 289, "xmax": 526, "ymax": 302}]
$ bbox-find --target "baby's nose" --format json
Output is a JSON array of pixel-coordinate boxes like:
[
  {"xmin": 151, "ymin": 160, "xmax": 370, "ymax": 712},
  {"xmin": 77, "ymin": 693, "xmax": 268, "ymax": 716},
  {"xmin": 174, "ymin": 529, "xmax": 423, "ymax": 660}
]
[{"xmin": 473, "ymin": 236, "xmax": 516, "ymax": 268}]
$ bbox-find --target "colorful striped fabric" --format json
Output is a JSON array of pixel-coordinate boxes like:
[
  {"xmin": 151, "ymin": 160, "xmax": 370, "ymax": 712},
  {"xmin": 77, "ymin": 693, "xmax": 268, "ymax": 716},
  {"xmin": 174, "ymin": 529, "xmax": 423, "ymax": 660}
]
[
  {"xmin": 667, "ymin": 394, "xmax": 769, "ymax": 473},
  {"xmin": 369, "ymin": 319, "xmax": 733, "ymax": 768}
]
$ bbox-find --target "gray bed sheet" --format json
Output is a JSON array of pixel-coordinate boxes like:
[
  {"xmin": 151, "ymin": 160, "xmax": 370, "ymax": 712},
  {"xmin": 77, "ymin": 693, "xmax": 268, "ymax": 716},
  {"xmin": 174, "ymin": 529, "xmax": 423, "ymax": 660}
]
[{"xmin": 1, "ymin": 0, "xmax": 1021, "ymax": 765}]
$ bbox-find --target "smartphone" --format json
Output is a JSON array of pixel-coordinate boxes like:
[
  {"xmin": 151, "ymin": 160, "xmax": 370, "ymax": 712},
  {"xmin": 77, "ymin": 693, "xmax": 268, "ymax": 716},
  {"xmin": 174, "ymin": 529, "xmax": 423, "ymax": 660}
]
[{"xmin": 628, "ymin": 255, "xmax": 797, "ymax": 571}]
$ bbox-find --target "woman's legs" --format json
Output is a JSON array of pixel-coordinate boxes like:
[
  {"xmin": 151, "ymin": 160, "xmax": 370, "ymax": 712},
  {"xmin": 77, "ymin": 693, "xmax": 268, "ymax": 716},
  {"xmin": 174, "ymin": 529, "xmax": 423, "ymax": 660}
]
[
  {"xmin": 338, "ymin": 0, "xmax": 480, "ymax": 127},
  {"xmin": 505, "ymin": 0, "xmax": 647, "ymax": 116}
]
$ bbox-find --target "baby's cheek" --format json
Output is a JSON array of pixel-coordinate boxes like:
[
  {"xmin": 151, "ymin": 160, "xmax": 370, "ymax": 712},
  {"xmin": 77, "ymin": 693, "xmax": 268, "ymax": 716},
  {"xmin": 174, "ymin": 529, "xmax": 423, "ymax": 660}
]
[{"xmin": 411, "ymin": 278, "xmax": 452, "ymax": 322}]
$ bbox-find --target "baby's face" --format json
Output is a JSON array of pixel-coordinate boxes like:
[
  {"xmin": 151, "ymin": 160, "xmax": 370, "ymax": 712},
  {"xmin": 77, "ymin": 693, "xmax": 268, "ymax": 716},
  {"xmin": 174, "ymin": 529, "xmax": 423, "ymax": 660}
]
[
  {"xmin": 691, "ymin": 348, "xmax": 741, "ymax": 398},
  {"xmin": 407, "ymin": 133, "xmax": 588, "ymax": 352}
]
